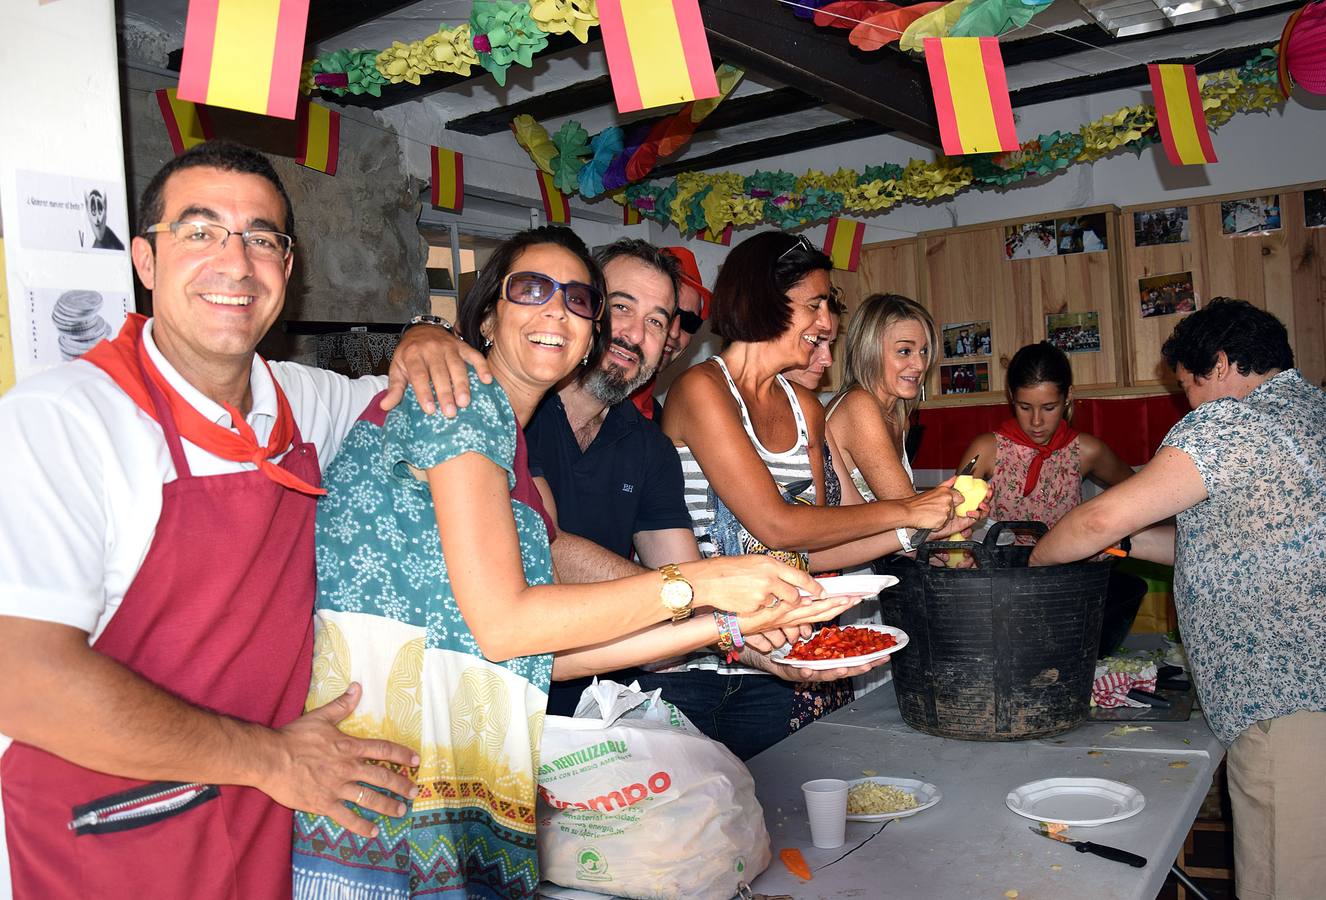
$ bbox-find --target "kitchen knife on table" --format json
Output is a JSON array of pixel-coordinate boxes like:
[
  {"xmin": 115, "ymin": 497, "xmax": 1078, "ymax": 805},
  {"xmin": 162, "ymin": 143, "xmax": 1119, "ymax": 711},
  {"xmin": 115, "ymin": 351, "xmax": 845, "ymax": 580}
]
[{"xmin": 1031, "ymin": 826, "xmax": 1148, "ymax": 867}]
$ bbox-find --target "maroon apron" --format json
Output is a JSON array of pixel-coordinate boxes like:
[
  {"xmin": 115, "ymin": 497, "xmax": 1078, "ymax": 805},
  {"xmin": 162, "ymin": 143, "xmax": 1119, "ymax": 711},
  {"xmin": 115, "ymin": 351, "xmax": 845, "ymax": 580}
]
[{"xmin": 2, "ymin": 349, "xmax": 319, "ymax": 899}]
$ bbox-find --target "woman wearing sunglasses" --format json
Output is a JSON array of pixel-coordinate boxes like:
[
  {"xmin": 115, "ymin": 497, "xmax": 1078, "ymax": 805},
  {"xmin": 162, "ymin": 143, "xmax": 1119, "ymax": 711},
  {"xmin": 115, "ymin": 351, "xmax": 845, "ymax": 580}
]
[
  {"xmin": 629, "ymin": 232, "xmax": 979, "ymax": 760},
  {"xmin": 291, "ymin": 227, "xmax": 851, "ymax": 899}
]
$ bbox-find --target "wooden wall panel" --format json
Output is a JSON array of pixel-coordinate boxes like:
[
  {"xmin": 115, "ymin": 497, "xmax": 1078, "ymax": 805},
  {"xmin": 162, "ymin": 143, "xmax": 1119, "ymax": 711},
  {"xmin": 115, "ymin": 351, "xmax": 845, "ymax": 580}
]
[
  {"xmin": 823, "ymin": 238, "xmax": 921, "ymax": 392},
  {"xmin": 1121, "ymin": 205, "xmax": 1209, "ymax": 385},
  {"xmin": 1285, "ymin": 190, "xmax": 1326, "ymax": 388}
]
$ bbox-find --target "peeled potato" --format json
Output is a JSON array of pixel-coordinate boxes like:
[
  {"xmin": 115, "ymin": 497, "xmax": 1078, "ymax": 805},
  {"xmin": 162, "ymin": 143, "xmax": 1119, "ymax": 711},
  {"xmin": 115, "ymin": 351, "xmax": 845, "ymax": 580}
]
[{"xmin": 953, "ymin": 475, "xmax": 989, "ymax": 517}]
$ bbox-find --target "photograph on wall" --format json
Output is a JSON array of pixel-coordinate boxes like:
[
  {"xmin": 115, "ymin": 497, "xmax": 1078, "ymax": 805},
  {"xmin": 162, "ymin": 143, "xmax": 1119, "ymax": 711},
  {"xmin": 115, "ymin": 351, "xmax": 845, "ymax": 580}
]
[
  {"xmin": 1054, "ymin": 214, "xmax": 1109, "ymax": 254},
  {"xmin": 1220, "ymin": 195, "xmax": 1281, "ymax": 235},
  {"xmin": 939, "ymin": 361, "xmax": 990, "ymax": 395},
  {"xmin": 1003, "ymin": 219, "xmax": 1058, "ymax": 260},
  {"xmin": 1133, "ymin": 206, "xmax": 1190, "ymax": 246},
  {"xmin": 14, "ymin": 170, "xmax": 130, "ymax": 254},
  {"xmin": 941, "ymin": 320, "xmax": 992, "ymax": 359},
  {"xmin": 1305, "ymin": 188, "xmax": 1326, "ymax": 229},
  {"xmin": 1045, "ymin": 311, "xmax": 1102, "ymax": 354},
  {"xmin": 1138, "ymin": 271, "xmax": 1196, "ymax": 319},
  {"xmin": 25, "ymin": 287, "xmax": 130, "ymax": 366}
]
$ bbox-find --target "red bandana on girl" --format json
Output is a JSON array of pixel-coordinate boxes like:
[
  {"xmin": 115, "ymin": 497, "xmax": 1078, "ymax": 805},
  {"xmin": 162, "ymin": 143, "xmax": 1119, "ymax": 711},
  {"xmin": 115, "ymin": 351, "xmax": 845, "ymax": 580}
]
[
  {"xmin": 995, "ymin": 417, "xmax": 1079, "ymax": 496},
  {"xmin": 82, "ymin": 313, "xmax": 326, "ymax": 497}
]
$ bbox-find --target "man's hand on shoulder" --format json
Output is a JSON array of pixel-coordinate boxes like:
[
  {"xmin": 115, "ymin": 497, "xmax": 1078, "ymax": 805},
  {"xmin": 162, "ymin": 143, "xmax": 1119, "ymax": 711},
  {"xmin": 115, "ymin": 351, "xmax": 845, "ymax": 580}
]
[{"xmin": 382, "ymin": 322, "xmax": 492, "ymax": 418}]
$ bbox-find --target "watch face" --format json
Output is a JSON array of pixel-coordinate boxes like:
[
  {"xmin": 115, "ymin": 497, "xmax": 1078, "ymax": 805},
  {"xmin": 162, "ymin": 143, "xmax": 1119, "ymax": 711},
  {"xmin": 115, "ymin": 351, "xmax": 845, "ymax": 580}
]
[{"xmin": 661, "ymin": 579, "xmax": 693, "ymax": 610}]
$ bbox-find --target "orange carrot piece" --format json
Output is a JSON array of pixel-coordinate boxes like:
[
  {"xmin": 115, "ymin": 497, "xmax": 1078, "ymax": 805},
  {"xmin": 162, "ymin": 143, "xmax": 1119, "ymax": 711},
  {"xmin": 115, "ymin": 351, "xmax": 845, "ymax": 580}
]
[{"xmin": 780, "ymin": 847, "xmax": 813, "ymax": 880}]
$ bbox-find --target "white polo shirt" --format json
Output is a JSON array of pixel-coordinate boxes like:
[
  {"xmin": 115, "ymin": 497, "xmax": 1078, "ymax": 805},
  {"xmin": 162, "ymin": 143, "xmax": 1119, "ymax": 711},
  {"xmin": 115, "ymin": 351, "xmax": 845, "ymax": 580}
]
[{"xmin": 0, "ymin": 321, "xmax": 384, "ymax": 896}]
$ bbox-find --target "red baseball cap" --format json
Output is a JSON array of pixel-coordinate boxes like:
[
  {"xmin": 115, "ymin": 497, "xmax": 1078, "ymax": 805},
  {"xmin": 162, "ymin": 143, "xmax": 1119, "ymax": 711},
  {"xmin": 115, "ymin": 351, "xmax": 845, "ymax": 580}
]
[{"xmin": 663, "ymin": 246, "xmax": 712, "ymax": 320}]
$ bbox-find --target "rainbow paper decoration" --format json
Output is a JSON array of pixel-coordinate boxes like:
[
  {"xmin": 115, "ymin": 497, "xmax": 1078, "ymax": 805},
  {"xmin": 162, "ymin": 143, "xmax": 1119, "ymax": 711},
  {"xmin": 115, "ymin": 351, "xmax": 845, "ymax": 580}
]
[
  {"xmin": 295, "ymin": 101, "xmax": 339, "ymax": 175},
  {"xmin": 1148, "ymin": 64, "xmax": 1218, "ymax": 166},
  {"xmin": 923, "ymin": 37, "xmax": 1019, "ymax": 155},
  {"xmin": 823, "ymin": 218, "xmax": 866, "ymax": 271},
  {"xmin": 698, "ymin": 225, "xmax": 733, "ymax": 245},
  {"xmin": 431, "ymin": 147, "xmax": 465, "ymax": 212},
  {"xmin": 177, "ymin": 0, "xmax": 311, "ymax": 119},
  {"xmin": 154, "ymin": 88, "xmax": 216, "ymax": 156},
  {"xmin": 597, "ymin": 0, "xmax": 720, "ymax": 113},
  {"xmin": 537, "ymin": 171, "xmax": 571, "ymax": 223}
]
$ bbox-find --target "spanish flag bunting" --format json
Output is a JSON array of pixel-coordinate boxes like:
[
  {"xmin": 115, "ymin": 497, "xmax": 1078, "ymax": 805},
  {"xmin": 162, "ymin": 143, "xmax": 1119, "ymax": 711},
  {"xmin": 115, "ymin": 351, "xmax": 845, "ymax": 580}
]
[
  {"xmin": 698, "ymin": 225, "xmax": 733, "ymax": 245},
  {"xmin": 177, "ymin": 0, "xmax": 310, "ymax": 119},
  {"xmin": 537, "ymin": 170, "xmax": 571, "ymax": 224},
  {"xmin": 597, "ymin": 0, "xmax": 720, "ymax": 114},
  {"xmin": 623, "ymin": 204, "xmax": 642, "ymax": 225},
  {"xmin": 823, "ymin": 218, "xmax": 866, "ymax": 272},
  {"xmin": 1147, "ymin": 64, "xmax": 1217, "ymax": 166},
  {"xmin": 155, "ymin": 88, "xmax": 215, "ymax": 156},
  {"xmin": 924, "ymin": 37, "xmax": 1019, "ymax": 156},
  {"xmin": 431, "ymin": 147, "xmax": 465, "ymax": 212},
  {"xmin": 295, "ymin": 100, "xmax": 339, "ymax": 175}
]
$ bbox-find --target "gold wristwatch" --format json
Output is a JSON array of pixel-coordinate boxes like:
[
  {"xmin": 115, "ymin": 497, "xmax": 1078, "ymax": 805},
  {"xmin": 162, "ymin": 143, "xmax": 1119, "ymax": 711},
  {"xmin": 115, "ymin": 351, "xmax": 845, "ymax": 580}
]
[{"xmin": 658, "ymin": 564, "xmax": 694, "ymax": 622}]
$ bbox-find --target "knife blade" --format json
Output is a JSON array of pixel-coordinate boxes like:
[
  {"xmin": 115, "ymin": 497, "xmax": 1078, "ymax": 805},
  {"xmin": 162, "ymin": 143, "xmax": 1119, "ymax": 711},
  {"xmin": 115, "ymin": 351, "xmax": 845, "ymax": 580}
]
[
  {"xmin": 1030, "ymin": 826, "xmax": 1148, "ymax": 867},
  {"xmin": 910, "ymin": 454, "xmax": 980, "ymax": 550}
]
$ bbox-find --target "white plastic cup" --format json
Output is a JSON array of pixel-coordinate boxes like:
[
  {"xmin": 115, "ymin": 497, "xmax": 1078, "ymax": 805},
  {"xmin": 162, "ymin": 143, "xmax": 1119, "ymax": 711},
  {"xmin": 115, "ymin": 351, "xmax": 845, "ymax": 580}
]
[{"xmin": 801, "ymin": 778, "xmax": 849, "ymax": 849}]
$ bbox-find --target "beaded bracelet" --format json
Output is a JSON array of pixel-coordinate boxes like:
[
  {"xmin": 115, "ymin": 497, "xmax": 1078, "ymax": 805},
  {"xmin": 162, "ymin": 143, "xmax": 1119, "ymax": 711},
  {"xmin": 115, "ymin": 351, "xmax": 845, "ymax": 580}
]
[{"xmin": 712, "ymin": 611, "xmax": 745, "ymax": 664}]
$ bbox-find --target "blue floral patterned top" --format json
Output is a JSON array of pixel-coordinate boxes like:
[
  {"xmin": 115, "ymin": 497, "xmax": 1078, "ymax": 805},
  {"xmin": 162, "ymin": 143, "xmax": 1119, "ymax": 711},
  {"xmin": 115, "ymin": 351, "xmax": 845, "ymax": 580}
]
[
  {"xmin": 293, "ymin": 371, "xmax": 555, "ymax": 899},
  {"xmin": 1161, "ymin": 369, "xmax": 1326, "ymax": 745}
]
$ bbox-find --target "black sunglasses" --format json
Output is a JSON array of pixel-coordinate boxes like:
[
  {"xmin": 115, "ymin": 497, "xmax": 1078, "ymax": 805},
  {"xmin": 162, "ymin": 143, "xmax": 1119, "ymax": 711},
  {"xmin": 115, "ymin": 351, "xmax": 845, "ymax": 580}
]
[
  {"xmin": 502, "ymin": 271, "xmax": 604, "ymax": 321},
  {"xmin": 676, "ymin": 308, "xmax": 704, "ymax": 335}
]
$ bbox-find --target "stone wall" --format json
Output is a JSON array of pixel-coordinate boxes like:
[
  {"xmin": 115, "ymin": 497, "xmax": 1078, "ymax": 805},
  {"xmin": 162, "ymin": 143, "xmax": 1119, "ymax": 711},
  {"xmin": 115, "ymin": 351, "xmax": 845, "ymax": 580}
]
[{"xmin": 121, "ymin": 68, "xmax": 428, "ymax": 363}]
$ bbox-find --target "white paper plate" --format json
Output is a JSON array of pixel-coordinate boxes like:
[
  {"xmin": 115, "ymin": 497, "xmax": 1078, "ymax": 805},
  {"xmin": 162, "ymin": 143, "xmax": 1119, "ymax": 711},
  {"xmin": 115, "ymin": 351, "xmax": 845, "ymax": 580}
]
[
  {"xmin": 1005, "ymin": 777, "xmax": 1145, "ymax": 827},
  {"xmin": 770, "ymin": 624, "xmax": 908, "ymax": 671},
  {"xmin": 801, "ymin": 574, "xmax": 899, "ymax": 599},
  {"xmin": 846, "ymin": 776, "xmax": 942, "ymax": 821}
]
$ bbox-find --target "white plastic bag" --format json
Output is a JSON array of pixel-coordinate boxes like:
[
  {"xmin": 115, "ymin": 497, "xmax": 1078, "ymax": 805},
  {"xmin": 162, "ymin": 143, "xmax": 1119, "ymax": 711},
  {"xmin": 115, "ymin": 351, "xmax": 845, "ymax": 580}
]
[{"xmin": 536, "ymin": 679, "xmax": 771, "ymax": 899}]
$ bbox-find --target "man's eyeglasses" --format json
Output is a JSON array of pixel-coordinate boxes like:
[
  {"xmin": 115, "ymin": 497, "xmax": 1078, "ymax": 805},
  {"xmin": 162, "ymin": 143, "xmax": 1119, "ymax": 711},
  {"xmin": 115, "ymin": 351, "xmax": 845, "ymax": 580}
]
[
  {"xmin": 676, "ymin": 308, "xmax": 704, "ymax": 335},
  {"xmin": 777, "ymin": 234, "xmax": 816, "ymax": 262},
  {"xmin": 143, "ymin": 221, "xmax": 293, "ymax": 262},
  {"xmin": 503, "ymin": 272, "xmax": 604, "ymax": 321}
]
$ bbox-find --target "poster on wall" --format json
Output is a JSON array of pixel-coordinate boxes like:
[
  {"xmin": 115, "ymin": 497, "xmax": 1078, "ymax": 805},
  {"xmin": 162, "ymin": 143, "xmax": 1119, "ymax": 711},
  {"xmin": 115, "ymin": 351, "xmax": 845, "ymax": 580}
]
[
  {"xmin": 1220, "ymin": 195, "xmax": 1281, "ymax": 235},
  {"xmin": 1045, "ymin": 311, "xmax": 1101, "ymax": 354},
  {"xmin": 1138, "ymin": 272, "xmax": 1196, "ymax": 319},
  {"xmin": 24, "ymin": 287, "xmax": 130, "ymax": 366},
  {"xmin": 939, "ymin": 361, "xmax": 990, "ymax": 395},
  {"xmin": 1004, "ymin": 219, "xmax": 1057, "ymax": 260},
  {"xmin": 941, "ymin": 320, "xmax": 991, "ymax": 359},
  {"xmin": 1133, "ymin": 207, "xmax": 1190, "ymax": 246},
  {"xmin": 13, "ymin": 170, "xmax": 130, "ymax": 254},
  {"xmin": 1305, "ymin": 189, "xmax": 1326, "ymax": 229},
  {"xmin": 1054, "ymin": 214, "xmax": 1108, "ymax": 254}
]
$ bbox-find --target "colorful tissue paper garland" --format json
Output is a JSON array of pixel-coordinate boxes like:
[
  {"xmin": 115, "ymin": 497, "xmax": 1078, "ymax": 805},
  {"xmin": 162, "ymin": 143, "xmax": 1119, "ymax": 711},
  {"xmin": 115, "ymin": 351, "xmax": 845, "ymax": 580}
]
[{"xmin": 606, "ymin": 50, "xmax": 1285, "ymax": 236}]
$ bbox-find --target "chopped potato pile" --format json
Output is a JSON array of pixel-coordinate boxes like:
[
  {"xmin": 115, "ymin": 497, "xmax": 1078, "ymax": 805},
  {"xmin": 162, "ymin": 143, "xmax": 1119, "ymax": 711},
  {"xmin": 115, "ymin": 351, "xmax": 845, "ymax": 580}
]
[{"xmin": 847, "ymin": 781, "xmax": 918, "ymax": 814}]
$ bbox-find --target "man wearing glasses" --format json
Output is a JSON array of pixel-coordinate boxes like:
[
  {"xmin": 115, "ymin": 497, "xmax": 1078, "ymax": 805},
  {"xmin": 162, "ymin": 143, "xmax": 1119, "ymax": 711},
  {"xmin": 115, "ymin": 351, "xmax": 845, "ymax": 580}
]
[
  {"xmin": 628, "ymin": 245, "xmax": 711, "ymax": 421},
  {"xmin": 0, "ymin": 141, "xmax": 468, "ymax": 898}
]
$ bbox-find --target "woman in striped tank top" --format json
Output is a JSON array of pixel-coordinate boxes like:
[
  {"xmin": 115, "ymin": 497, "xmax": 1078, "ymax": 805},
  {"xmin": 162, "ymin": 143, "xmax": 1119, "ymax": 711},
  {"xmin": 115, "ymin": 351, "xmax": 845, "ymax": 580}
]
[{"xmin": 628, "ymin": 232, "xmax": 980, "ymax": 760}]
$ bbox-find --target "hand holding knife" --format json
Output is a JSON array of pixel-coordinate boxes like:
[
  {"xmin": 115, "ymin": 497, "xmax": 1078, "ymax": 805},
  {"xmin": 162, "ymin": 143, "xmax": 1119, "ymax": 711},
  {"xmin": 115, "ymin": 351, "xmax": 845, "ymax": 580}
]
[
  {"xmin": 909, "ymin": 454, "xmax": 980, "ymax": 550},
  {"xmin": 1031, "ymin": 825, "xmax": 1148, "ymax": 867}
]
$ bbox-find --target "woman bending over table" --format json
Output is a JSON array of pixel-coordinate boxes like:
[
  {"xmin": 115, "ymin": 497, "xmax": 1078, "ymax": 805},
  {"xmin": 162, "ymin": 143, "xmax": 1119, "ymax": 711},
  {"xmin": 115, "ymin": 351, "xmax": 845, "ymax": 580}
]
[{"xmin": 290, "ymin": 227, "xmax": 852, "ymax": 900}]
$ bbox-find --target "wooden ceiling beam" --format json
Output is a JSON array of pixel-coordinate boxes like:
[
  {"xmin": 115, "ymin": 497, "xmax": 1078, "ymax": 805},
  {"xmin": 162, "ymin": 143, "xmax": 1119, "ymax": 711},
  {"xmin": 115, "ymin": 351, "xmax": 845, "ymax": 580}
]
[{"xmin": 698, "ymin": 0, "xmax": 941, "ymax": 147}]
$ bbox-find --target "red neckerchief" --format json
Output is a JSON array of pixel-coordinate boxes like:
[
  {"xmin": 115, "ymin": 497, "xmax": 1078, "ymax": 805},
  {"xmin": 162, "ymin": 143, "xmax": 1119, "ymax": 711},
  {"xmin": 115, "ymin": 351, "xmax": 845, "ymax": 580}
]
[
  {"xmin": 995, "ymin": 417, "xmax": 1078, "ymax": 496},
  {"xmin": 82, "ymin": 313, "xmax": 325, "ymax": 496},
  {"xmin": 629, "ymin": 376, "xmax": 657, "ymax": 420}
]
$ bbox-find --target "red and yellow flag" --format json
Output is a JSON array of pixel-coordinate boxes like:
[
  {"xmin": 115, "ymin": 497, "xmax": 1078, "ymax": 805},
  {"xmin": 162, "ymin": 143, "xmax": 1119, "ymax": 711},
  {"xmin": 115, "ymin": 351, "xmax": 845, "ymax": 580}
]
[
  {"xmin": 155, "ymin": 88, "xmax": 216, "ymax": 156},
  {"xmin": 623, "ymin": 204, "xmax": 642, "ymax": 226},
  {"xmin": 295, "ymin": 100, "xmax": 339, "ymax": 175},
  {"xmin": 924, "ymin": 37, "xmax": 1019, "ymax": 156},
  {"xmin": 431, "ymin": 147, "xmax": 465, "ymax": 212},
  {"xmin": 698, "ymin": 225, "xmax": 733, "ymax": 245},
  {"xmin": 1148, "ymin": 64, "xmax": 1217, "ymax": 166},
  {"xmin": 177, "ymin": 0, "xmax": 310, "ymax": 119},
  {"xmin": 823, "ymin": 218, "xmax": 866, "ymax": 272},
  {"xmin": 537, "ymin": 171, "xmax": 571, "ymax": 224},
  {"xmin": 597, "ymin": 0, "xmax": 720, "ymax": 114}
]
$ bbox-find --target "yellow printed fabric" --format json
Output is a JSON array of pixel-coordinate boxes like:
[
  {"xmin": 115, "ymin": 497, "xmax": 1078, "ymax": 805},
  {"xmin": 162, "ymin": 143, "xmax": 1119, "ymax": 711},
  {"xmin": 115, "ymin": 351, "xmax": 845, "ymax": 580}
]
[
  {"xmin": 943, "ymin": 38, "xmax": 1003, "ymax": 154},
  {"xmin": 292, "ymin": 373, "xmax": 553, "ymax": 898}
]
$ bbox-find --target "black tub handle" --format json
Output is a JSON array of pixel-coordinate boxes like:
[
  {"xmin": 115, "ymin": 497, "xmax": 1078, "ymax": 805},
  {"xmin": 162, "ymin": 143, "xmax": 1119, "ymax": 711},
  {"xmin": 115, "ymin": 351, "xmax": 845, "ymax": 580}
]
[
  {"xmin": 984, "ymin": 520, "xmax": 1049, "ymax": 548},
  {"xmin": 916, "ymin": 538, "xmax": 996, "ymax": 569}
]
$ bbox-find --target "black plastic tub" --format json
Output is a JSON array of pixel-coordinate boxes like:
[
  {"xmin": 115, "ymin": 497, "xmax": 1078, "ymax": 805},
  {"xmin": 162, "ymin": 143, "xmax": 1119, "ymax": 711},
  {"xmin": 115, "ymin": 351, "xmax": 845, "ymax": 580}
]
[{"xmin": 875, "ymin": 522, "xmax": 1112, "ymax": 741}]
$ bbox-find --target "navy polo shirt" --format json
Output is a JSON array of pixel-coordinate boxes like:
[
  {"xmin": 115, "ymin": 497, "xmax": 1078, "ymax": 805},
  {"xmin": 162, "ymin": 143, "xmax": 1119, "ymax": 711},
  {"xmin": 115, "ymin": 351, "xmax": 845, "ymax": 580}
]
[{"xmin": 525, "ymin": 392, "xmax": 691, "ymax": 559}]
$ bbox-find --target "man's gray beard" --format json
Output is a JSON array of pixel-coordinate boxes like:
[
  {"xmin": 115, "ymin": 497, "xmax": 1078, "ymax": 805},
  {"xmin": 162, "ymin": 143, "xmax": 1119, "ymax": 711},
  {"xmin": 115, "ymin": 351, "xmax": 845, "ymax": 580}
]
[{"xmin": 584, "ymin": 361, "xmax": 654, "ymax": 406}]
